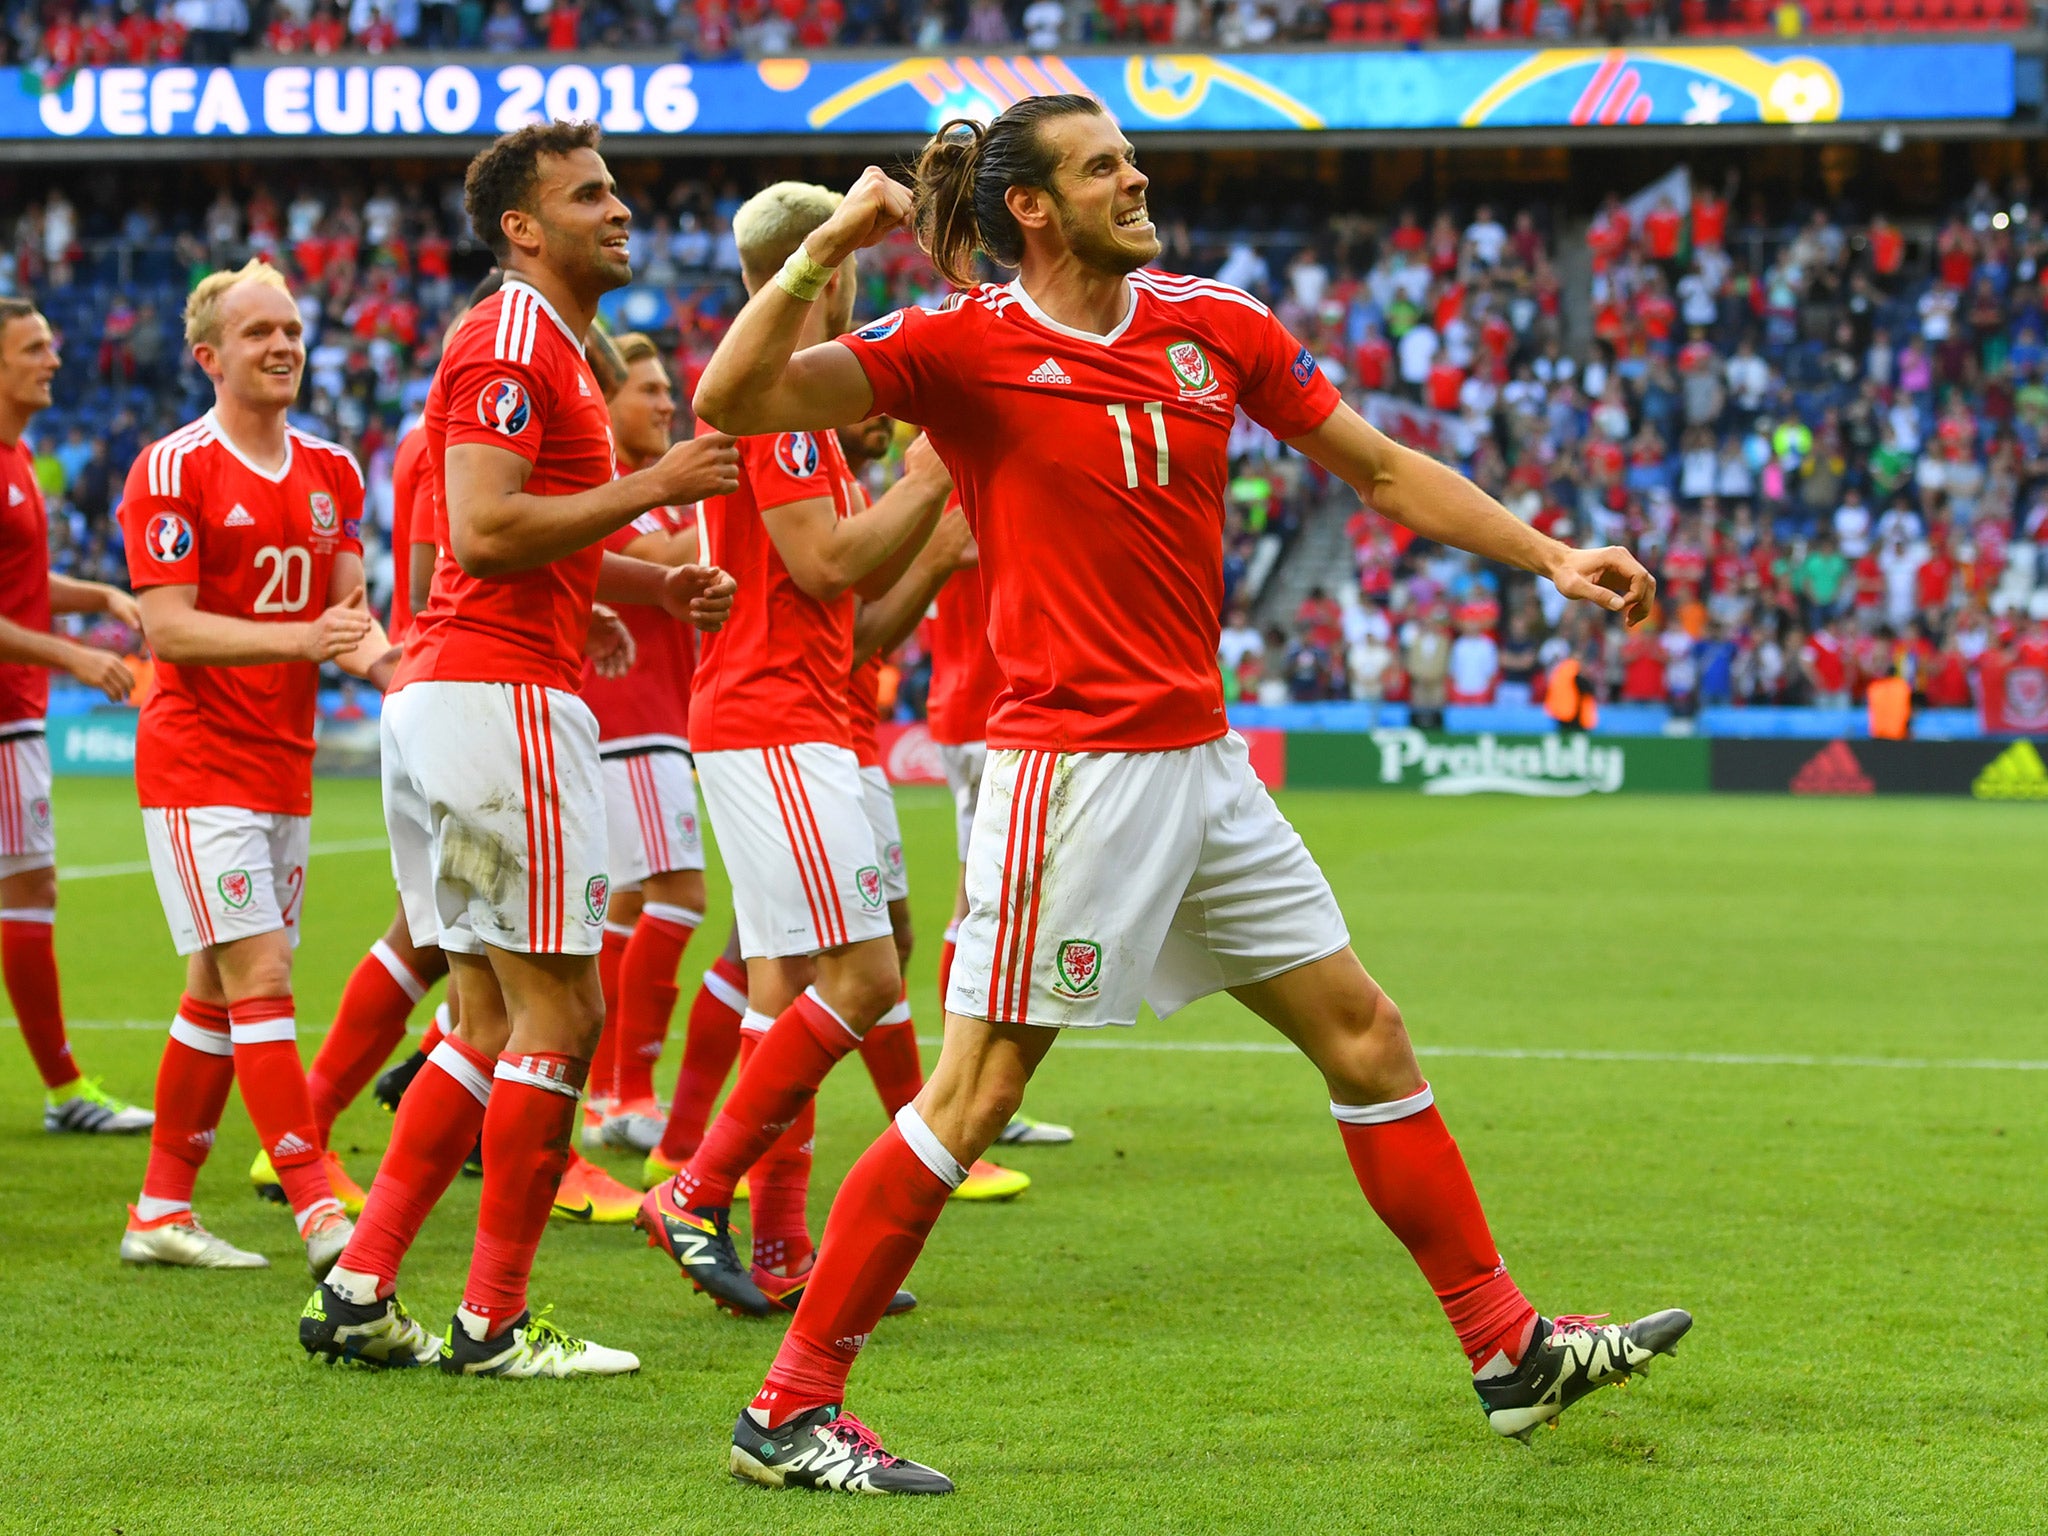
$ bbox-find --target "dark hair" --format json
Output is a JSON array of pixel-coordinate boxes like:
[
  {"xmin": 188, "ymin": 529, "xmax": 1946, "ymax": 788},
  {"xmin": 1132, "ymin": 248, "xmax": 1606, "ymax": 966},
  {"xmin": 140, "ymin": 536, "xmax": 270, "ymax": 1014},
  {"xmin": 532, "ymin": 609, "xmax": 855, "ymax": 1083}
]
[
  {"xmin": 463, "ymin": 120, "xmax": 603, "ymax": 259},
  {"xmin": 913, "ymin": 94, "xmax": 1103, "ymax": 288}
]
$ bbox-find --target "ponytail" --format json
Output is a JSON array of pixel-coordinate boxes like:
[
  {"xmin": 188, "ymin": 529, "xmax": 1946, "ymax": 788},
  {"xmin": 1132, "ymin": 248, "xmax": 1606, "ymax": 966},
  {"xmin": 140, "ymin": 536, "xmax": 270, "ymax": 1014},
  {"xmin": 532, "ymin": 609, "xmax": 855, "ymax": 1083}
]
[{"xmin": 911, "ymin": 93, "xmax": 1103, "ymax": 289}]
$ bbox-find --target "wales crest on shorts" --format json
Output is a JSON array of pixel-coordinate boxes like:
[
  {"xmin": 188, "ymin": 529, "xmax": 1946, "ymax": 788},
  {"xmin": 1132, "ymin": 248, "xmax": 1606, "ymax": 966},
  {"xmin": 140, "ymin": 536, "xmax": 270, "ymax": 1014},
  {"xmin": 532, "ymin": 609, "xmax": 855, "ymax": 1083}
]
[{"xmin": 1053, "ymin": 939, "xmax": 1103, "ymax": 999}]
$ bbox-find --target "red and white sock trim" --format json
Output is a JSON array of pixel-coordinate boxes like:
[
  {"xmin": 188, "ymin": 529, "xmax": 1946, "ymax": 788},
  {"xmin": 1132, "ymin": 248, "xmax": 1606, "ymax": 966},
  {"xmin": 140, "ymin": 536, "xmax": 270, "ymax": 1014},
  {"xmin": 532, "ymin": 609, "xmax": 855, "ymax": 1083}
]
[
  {"xmin": 703, "ymin": 965, "xmax": 748, "ymax": 1014},
  {"xmin": 875, "ymin": 998, "xmax": 912, "ymax": 1027},
  {"xmin": 644, "ymin": 901, "xmax": 703, "ymax": 929},
  {"xmin": 739, "ymin": 1008, "xmax": 776, "ymax": 1036},
  {"xmin": 605, "ymin": 920, "xmax": 638, "ymax": 940},
  {"xmin": 0, "ymin": 906, "xmax": 54, "ymax": 925},
  {"xmin": 804, "ymin": 985, "xmax": 860, "ymax": 1042},
  {"xmin": 169, "ymin": 1013, "xmax": 233, "ymax": 1056},
  {"xmin": 942, "ymin": 922, "xmax": 960, "ymax": 944},
  {"xmin": 429, "ymin": 1040, "xmax": 494, "ymax": 1106},
  {"xmin": 229, "ymin": 1015, "xmax": 297, "ymax": 1046},
  {"xmin": 893, "ymin": 1104, "xmax": 966, "ymax": 1189},
  {"xmin": 369, "ymin": 938, "xmax": 429, "ymax": 1003},
  {"xmin": 1330, "ymin": 1083, "xmax": 1434, "ymax": 1125},
  {"xmin": 494, "ymin": 1053, "xmax": 582, "ymax": 1098}
]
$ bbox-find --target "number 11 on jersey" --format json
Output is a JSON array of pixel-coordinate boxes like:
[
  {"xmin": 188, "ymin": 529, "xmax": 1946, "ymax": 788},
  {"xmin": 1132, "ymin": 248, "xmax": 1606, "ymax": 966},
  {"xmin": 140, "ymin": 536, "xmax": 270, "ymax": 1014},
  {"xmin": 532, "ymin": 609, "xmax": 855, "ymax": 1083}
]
[{"xmin": 1107, "ymin": 402, "xmax": 1171, "ymax": 490}]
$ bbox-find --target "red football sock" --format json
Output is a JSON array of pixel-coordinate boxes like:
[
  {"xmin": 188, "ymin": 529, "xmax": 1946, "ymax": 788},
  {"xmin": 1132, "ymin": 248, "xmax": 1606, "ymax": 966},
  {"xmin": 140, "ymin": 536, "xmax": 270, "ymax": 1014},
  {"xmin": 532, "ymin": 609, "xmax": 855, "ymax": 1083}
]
[
  {"xmin": 307, "ymin": 939, "xmax": 425, "ymax": 1145},
  {"xmin": 750, "ymin": 1098, "xmax": 815, "ymax": 1272},
  {"xmin": 857, "ymin": 995, "xmax": 923, "ymax": 1119},
  {"xmin": 755, "ymin": 1114, "xmax": 960, "ymax": 1424},
  {"xmin": 613, "ymin": 902, "xmax": 696, "ymax": 1103},
  {"xmin": 462, "ymin": 1050, "xmax": 586, "ymax": 1334},
  {"xmin": 1335, "ymin": 1086, "xmax": 1537, "ymax": 1369},
  {"xmin": 675, "ymin": 990, "xmax": 858, "ymax": 1209},
  {"xmin": 336, "ymin": 1033, "xmax": 494, "ymax": 1292},
  {"xmin": 591, "ymin": 923, "xmax": 631, "ymax": 1100},
  {"xmin": 139, "ymin": 995, "xmax": 235, "ymax": 1210},
  {"xmin": 657, "ymin": 955, "xmax": 746, "ymax": 1162},
  {"xmin": 2, "ymin": 909, "xmax": 76, "ymax": 1090},
  {"xmin": 228, "ymin": 995, "xmax": 332, "ymax": 1225},
  {"xmin": 937, "ymin": 925, "xmax": 958, "ymax": 1008}
]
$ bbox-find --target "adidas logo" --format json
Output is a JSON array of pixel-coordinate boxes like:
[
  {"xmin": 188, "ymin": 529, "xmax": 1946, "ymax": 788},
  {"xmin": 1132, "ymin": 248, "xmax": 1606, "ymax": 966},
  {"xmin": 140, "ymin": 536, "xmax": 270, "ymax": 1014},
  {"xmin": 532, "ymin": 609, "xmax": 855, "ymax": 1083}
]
[
  {"xmin": 1026, "ymin": 357, "xmax": 1071, "ymax": 385},
  {"xmin": 1973, "ymin": 740, "xmax": 2048, "ymax": 799},
  {"xmin": 225, "ymin": 504, "xmax": 254, "ymax": 527},
  {"xmin": 6, "ymin": 483, "xmax": 23, "ymax": 506},
  {"xmin": 272, "ymin": 1131, "xmax": 315, "ymax": 1158},
  {"xmin": 1790, "ymin": 740, "xmax": 1875, "ymax": 796},
  {"xmin": 578, "ymin": 375, "xmax": 591, "ymax": 396}
]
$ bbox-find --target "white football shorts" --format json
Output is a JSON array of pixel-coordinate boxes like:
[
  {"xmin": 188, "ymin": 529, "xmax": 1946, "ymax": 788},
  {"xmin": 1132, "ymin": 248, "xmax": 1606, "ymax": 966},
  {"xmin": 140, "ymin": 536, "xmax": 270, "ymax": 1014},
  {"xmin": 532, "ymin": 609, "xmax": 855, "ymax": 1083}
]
[
  {"xmin": 936, "ymin": 739, "xmax": 986, "ymax": 863},
  {"xmin": 603, "ymin": 747, "xmax": 706, "ymax": 889},
  {"xmin": 948, "ymin": 731, "xmax": 1349, "ymax": 1028},
  {"xmin": 141, "ymin": 805, "xmax": 310, "ymax": 957},
  {"xmin": 695, "ymin": 742, "xmax": 893, "ymax": 960},
  {"xmin": 0, "ymin": 729, "xmax": 55, "ymax": 878},
  {"xmin": 382, "ymin": 680, "xmax": 609, "ymax": 957},
  {"xmin": 857, "ymin": 764, "xmax": 909, "ymax": 903}
]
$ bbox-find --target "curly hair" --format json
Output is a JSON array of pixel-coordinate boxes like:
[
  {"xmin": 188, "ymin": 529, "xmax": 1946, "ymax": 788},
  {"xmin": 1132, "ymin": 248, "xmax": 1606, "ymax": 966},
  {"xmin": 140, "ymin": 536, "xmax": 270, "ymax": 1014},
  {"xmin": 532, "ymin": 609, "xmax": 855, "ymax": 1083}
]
[{"xmin": 463, "ymin": 119, "xmax": 604, "ymax": 259}]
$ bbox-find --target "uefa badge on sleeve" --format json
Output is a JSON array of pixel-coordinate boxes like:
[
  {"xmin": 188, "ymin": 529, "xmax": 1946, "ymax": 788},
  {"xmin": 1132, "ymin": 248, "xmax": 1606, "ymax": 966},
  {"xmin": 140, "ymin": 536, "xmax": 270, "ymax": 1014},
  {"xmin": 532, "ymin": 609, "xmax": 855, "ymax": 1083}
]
[
  {"xmin": 774, "ymin": 432, "xmax": 820, "ymax": 479},
  {"xmin": 1052, "ymin": 939, "xmax": 1103, "ymax": 1000},
  {"xmin": 146, "ymin": 512, "xmax": 193, "ymax": 563},
  {"xmin": 479, "ymin": 379, "xmax": 532, "ymax": 436}
]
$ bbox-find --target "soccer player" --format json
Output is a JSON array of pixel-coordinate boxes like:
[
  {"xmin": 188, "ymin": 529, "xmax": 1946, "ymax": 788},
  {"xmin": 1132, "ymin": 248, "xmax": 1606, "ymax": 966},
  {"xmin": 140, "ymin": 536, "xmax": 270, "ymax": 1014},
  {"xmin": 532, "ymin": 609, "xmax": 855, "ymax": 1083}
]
[
  {"xmin": 691, "ymin": 99, "xmax": 1691, "ymax": 1491},
  {"xmin": 0, "ymin": 298, "xmax": 154, "ymax": 1135},
  {"xmin": 300, "ymin": 122, "xmax": 738, "ymax": 1378},
  {"xmin": 925, "ymin": 544, "xmax": 1072, "ymax": 1150},
  {"xmin": 634, "ymin": 181, "xmax": 954, "ymax": 1320},
  {"xmin": 582, "ymin": 330, "xmax": 709, "ymax": 1156},
  {"xmin": 117, "ymin": 260, "xmax": 390, "ymax": 1276},
  {"xmin": 837, "ymin": 416, "xmax": 1029, "ymax": 1202}
]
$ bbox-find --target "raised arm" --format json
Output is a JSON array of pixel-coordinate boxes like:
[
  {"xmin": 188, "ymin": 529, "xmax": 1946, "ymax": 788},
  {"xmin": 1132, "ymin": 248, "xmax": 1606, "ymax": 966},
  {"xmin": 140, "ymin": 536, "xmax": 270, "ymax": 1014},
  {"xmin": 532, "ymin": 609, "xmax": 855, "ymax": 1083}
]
[
  {"xmin": 764, "ymin": 435, "xmax": 954, "ymax": 604},
  {"xmin": 445, "ymin": 435, "xmax": 737, "ymax": 578},
  {"xmin": 1289, "ymin": 401, "xmax": 1655, "ymax": 625},
  {"xmin": 693, "ymin": 167, "xmax": 911, "ymax": 436}
]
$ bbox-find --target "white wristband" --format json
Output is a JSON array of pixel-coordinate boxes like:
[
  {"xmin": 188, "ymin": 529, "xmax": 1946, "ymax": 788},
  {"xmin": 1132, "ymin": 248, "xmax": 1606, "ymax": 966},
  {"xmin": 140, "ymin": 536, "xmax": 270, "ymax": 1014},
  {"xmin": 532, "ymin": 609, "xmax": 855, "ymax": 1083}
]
[{"xmin": 775, "ymin": 244, "xmax": 837, "ymax": 303}]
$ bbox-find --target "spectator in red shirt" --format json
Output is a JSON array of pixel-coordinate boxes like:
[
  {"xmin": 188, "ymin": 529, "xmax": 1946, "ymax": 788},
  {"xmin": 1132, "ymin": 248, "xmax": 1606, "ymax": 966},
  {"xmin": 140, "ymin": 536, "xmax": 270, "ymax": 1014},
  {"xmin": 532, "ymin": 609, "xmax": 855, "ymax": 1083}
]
[
  {"xmin": 547, "ymin": 0, "xmax": 582, "ymax": 47},
  {"xmin": 1296, "ymin": 587, "xmax": 1343, "ymax": 651},
  {"xmin": 117, "ymin": 6, "xmax": 158, "ymax": 60},
  {"xmin": 265, "ymin": 13, "xmax": 308, "ymax": 49},
  {"xmin": 1691, "ymin": 187, "xmax": 1728, "ymax": 250},
  {"xmin": 1643, "ymin": 197, "xmax": 1683, "ymax": 264},
  {"xmin": 1426, "ymin": 359, "xmax": 1465, "ymax": 413},
  {"xmin": 153, "ymin": 12, "xmax": 188, "ymax": 58},
  {"xmin": 1353, "ymin": 331, "xmax": 1392, "ymax": 392},
  {"xmin": 43, "ymin": 10, "xmax": 85, "ymax": 67},
  {"xmin": 82, "ymin": 5, "xmax": 120, "ymax": 62}
]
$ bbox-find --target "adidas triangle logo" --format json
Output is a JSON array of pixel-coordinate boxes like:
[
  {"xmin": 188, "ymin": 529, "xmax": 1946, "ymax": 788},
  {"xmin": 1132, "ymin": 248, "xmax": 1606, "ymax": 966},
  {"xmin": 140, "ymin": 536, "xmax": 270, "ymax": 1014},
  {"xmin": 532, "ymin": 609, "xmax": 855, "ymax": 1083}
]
[
  {"xmin": 1790, "ymin": 740, "xmax": 1875, "ymax": 796},
  {"xmin": 272, "ymin": 1131, "xmax": 315, "ymax": 1158},
  {"xmin": 1026, "ymin": 357, "xmax": 1071, "ymax": 385},
  {"xmin": 6, "ymin": 483, "xmax": 23, "ymax": 506},
  {"xmin": 1973, "ymin": 740, "xmax": 2048, "ymax": 800},
  {"xmin": 225, "ymin": 505, "xmax": 254, "ymax": 527}
]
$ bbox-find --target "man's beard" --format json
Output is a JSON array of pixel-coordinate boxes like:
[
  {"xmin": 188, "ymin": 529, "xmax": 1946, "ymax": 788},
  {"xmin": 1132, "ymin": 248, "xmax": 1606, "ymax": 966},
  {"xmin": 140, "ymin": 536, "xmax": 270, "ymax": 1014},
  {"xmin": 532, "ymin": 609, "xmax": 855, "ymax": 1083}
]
[
  {"xmin": 1053, "ymin": 190, "xmax": 1157, "ymax": 277},
  {"xmin": 547, "ymin": 220, "xmax": 632, "ymax": 293}
]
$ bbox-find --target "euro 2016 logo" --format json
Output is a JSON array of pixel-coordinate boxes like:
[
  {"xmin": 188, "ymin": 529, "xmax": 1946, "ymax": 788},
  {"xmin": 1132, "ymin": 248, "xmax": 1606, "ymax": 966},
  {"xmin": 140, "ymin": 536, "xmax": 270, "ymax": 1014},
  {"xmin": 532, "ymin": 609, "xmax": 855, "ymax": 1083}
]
[
  {"xmin": 145, "ymin": 512, "xmax": 193, "ymax": 563},
  {"xmin": 775, "ymin": 431, "xmax": 820, "ymax": 479},
  {"xmin": 478, "ymin": 378, "xmax": 531, "ymax": 437}
]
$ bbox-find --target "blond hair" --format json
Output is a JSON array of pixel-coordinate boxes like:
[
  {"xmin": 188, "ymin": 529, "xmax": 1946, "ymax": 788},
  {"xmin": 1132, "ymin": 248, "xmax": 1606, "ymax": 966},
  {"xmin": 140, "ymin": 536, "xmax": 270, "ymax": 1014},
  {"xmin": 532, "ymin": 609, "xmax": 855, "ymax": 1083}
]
[
  {"xmin": 184, "ymin": 259, "xmax": 293, "ymax": 349},
  {"xmin": 611, "ymin": 331, "xmax": 662, "ymax": 369},
  {"xmin": 732, "ymin": 182, "xmax": 844, "ymax": 282}
]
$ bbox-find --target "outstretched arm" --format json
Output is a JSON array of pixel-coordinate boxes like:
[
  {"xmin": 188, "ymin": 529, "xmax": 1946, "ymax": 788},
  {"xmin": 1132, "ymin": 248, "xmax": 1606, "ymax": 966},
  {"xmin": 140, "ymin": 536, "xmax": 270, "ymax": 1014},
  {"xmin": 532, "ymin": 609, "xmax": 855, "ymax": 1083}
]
[
  {"xmin": 764, "ymin": 434, "xmax": 954, "ymax": 604},
  {"xmin": 49, "ymin": 575, "xmax": 141, "ymax": 628},
  {"xmin": 693, "ymin": 167, "xmax": 912, "ymax": 436},
  {"xmin": 1288, "ymin": 401, "xmax": 1655, "ymax": 625}
]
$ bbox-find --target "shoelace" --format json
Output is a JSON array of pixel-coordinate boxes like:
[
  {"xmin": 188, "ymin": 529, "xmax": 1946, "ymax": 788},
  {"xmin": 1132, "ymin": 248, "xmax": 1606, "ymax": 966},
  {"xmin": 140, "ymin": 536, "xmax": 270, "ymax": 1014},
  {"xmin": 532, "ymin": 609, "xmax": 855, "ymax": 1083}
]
[
  {"xmin": 828, "ymin": 1413, "xmax": 898, "ymax": 1467},
  {"xmin": 1549, "ymin": 1313, "xmax": 1612, "ymax": 1338},
  {"xmin": 524, "ymin": 1307, "xmax": 587, "ymax": 1358}
]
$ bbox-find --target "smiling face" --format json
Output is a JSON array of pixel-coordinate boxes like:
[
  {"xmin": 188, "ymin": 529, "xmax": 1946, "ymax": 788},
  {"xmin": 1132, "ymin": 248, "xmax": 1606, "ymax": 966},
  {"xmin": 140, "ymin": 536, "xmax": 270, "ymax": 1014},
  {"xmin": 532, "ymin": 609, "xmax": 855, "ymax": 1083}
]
[
  {"xmin": 608, "ymin": 354, "xmax": 674, "ymax": 466},
  {"xmin": 198, "ymin": 280, "xmax": 304, "ymax": 411},
  {"xmin": 1012, "ymin": 111, "xmax": 1159, "ymax": 279},
  {"xmin": 513, "ymin": 146, "xmax": 633, "ymax": 295},
  {"xmin": 0, "ymin": 313, "xmax": 58, "ymax": 417}
]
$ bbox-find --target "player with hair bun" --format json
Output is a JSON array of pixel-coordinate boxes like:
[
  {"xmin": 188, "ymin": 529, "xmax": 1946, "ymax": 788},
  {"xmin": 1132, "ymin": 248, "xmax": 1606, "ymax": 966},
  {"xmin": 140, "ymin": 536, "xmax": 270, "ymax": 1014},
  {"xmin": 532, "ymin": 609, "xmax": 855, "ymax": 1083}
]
[{"xmin": 692, "ymin": 96, "xmax": 1690, "ymax": 1493}]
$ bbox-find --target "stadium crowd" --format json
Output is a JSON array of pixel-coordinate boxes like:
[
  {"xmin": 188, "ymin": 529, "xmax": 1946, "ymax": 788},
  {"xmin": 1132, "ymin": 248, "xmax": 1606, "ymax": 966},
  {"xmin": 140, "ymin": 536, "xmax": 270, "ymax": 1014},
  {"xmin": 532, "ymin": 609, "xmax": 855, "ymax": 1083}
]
[
  {"xmin": 10, "ymin": 160, "xmax": 2048, "ymax": 723},
  {"xmin": 1226, "ymin": 171, "xmax": 2048, "ymax": 718},
  {"xmin": 2, "ymin": 0, "xmax": 2027, "ymax": 64}
]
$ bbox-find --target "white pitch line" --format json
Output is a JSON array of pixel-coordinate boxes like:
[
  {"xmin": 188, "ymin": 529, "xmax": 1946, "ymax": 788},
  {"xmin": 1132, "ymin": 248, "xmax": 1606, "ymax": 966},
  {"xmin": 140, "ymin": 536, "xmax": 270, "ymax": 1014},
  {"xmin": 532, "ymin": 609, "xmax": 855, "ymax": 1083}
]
[
  {"xmin": 917, "ymin": 1036, "xmax": 2048, "ymax": 1074},
  {"xmin": 57, "ymin": 837, "xmax": 388, "ymax": 881}
]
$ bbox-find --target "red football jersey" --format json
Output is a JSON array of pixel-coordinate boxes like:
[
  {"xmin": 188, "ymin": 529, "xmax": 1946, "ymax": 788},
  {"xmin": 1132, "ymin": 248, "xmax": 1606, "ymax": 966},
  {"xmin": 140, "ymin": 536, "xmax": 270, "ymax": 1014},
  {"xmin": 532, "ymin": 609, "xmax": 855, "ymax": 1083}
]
[
  {"xmin": 926, "ymin": 558, "xmax": 1002, "ymax": 747},
  {"xmin": 0, "ymin": 440, "xmax": 52, "ymax": 729},
  {"xmin": 689, "ymin": 430, "xmax": 859, "ymax": 752},
  {"xmin": 581, "ymin": 504, "xmax": 697, "ymax": 750},
  {"xmin": 118, "ymin": 413, "xmax": 365, "ymax": 814},
  {"xmin": 397, "ymin": 279, "xmax": 616, "ymax": 695},
  {"xmin": 386, "ymin": 423, "xmax": 432, "ymax": 640},
  {"xmin": 840, "ymin": 271, "xmax": 1339, "ymax": 751},
  {"xmin": 847, "ymin": 652, "xmax": 882, "ymax": 769}
]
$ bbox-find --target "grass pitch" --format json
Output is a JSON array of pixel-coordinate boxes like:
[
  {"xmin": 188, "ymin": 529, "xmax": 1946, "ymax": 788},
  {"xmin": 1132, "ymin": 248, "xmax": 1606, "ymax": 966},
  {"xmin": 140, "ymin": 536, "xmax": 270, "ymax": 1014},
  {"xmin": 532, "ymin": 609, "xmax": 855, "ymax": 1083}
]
[{"xmin": 2, "ymin": 778, "xmax": 2043, "ymax": 1534}]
